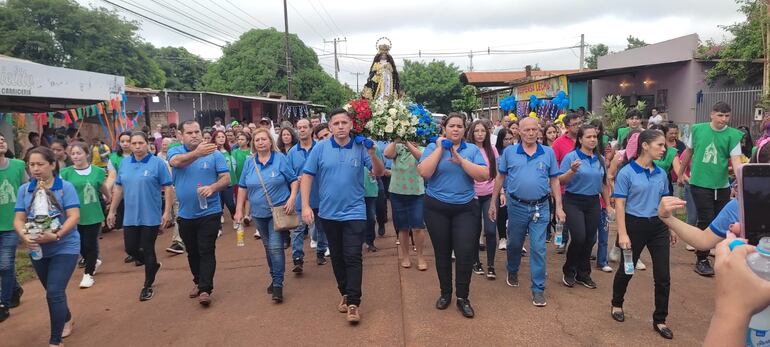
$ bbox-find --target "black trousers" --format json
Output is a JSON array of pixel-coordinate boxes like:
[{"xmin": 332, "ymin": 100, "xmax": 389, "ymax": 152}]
[
  {"xmin": 124, "ymin": 225, "xmax": 160, "ymax": 287},
  {"xmin": 496, "ymin": 203, "xmax": 508, "ymax": 240},
  {"xmin": 423, "ymin": 196, "xmax": 480, "ymax": 299},
  {"xmin": 319, "ymin": 218, "xmax": 365, "ymax": 306},
  {"xmin": 78, "ymin": 223, "xmax": 101, "ymax": 275},
  {"xmin": 178, "ymin": 213, "xmax": 222, "ymax": 294},
  {"xmin": 563, "ymin": 193, "xmax": 601, "ymax": 278},
  {"xmin": 690, "ymin": 185, "xmax": 730, "ymax": 261},
  {"xmin": 474, "ymin": 195, "xmax": 496, "ymax": 266},
  {"xmin": 376, "ymin": 177, "xmax": 390, "ymax": 227},
  {"xmin": 611, "ymin": 215, "xmax": 671, "ymax": 324}
]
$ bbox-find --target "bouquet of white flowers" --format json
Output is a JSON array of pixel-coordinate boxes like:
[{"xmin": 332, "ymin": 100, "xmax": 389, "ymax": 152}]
[{"xmin": 365, "ymin": 98, "xmax": 417, "ymax": 141}]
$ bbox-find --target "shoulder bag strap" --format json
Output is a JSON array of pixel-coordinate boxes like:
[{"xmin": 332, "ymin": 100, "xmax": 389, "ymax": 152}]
[{"xmin": 252, "ymin": 156, "xmax": 274, "ymax": 209}]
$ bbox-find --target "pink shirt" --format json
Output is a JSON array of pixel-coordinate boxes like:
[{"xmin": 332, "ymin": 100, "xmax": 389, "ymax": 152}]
[{"xmin": 474, "ymin": 145, "xmax": 499, "ymax": 197}]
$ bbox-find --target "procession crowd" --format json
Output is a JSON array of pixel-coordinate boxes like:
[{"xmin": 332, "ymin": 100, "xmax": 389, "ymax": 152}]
[{"xmin": 1, "ymin": 102, "xmax": 770, "ymax": 346}]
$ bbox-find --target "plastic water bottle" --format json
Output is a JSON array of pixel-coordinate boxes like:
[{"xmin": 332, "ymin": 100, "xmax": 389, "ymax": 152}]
[
  {"xmin": 554, "ymin": 223, "xmax": 563, "ymax": 245},
  {"xmin": 197, "ymin": 184, "xmax": 207, "ymax": 210},
  {"xmin": 746, "ymin": 237, "xmax": 770, "ymax": 346},
  {"xmin": 235, "ymin": 223, "xmax": 245, "ymax": 247},
  {"xmin": 623, "ymin": 249, "xmax": 634, "ymax": 275},
  {"xmin": 28, "ymin": 234, "xmax": 42, "ymax": 260}
]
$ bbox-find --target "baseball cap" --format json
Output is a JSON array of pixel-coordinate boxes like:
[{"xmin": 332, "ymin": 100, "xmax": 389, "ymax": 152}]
[{"xmin": 259, "ymin": 117, "xmax": 271, "ymax": 124}]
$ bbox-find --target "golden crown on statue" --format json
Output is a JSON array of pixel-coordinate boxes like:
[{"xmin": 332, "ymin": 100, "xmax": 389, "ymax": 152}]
[{"xmin": 376, "ymin": 37, "xmax": 392, "ymax": 54}]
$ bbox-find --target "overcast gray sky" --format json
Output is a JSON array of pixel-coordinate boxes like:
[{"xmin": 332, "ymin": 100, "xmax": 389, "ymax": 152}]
[{"xmin": 79, "ymin": 0, "xmax": 743, "ymax": 91}]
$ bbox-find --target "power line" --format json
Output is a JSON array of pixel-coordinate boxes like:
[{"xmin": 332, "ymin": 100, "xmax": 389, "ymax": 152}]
[
  {"xmin": 286, "ymin": 1, "xmax": 325, "ymax": 42},
  {"xmin": 204, "ymin": 0, "xmax": 262, "ymax": 31},
  {"xmin": 159, "ymin": 0, "xmax": 244, "ymax": 38},
  {"xmin": 306, "ymin": 0, "xmax": 338, "ymax": 38},
  {"xmin": 222, "ymin": 0, "xmax": 269, "ymax": 28},
  {"xmin": 117, "ymin": 0, "xmax": 234, "ymax": 44},
  {"xmin": 102, "ymin": 0, "xmax": 224, "ymax": 47},
  {"xmin": 316, "ymin": 0, "xmax": 343, "ymax": 37}
]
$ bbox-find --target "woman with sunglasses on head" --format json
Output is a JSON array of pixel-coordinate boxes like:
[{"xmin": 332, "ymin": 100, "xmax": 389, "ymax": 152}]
[
  {"xmin": 494, "ymin": 129, "xmax": 515, "ymax": 251},
  {"xmin": 467, "ymin": 120, "xmax": 499, "ymax": 279},
  {"xmin": 610, "ymin": 129, "xmax": 676, "ymax": 340},
  {"xmin": 558, "ymin": 125, "xmax": 613, "ymax": 288},
  {"xmin": 418, "ymin": 113, "xmax": 489, "ymax": 318}
]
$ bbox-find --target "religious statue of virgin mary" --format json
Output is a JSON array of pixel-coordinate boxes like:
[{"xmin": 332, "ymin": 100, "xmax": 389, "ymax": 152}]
[{"xmin": 362, "ymin": 38, "xmax": 402, "ymax": 101}]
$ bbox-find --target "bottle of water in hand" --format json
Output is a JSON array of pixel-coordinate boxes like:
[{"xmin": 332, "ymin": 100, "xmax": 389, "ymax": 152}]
[
  {"xmin": 623, "ymin": 249, "xmax": 634, "ymax": 275},
  {"xmin": 554, "ymin": 223, "xmax": 564, "ymax": 246},
  {"xmin": 235, "ymin": 223, "xmax": 245, "ymax": 247},
  {"xmin": 746, "ymin": 237, "xmax": 770, "ymax": 346},
  {"xmin": 28, "ymin": 234, "xmax": 42, "ymax": 260},
  {"xmin": 197, "ymin": 183, "xmax": 207, "ymax": 210}
]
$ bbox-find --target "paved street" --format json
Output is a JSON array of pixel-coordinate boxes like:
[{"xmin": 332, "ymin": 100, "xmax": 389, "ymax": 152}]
[{"xmin": 0, "ymin": 217, "xmax": 714, "ymax": 346}]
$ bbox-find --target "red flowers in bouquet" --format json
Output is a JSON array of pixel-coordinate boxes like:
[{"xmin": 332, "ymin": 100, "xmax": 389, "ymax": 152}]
[{"xmin": 346, "ymin": 98, "xmax": 372, "ymax": 134}]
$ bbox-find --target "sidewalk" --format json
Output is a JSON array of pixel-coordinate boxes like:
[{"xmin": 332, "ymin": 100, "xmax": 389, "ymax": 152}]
[{"xmin": 0, "ymin": 219, "xmax": 713, "ymax": 346}]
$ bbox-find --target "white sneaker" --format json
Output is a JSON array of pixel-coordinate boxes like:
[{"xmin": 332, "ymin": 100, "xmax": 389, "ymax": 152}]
[
  {"xmin": 685, "ymin": 244, "xmax": 695, "ymax": 251},
  {"xmin": 254, "ymin": 230, "xmax": 261, "ymax": 239},
  {"xmin": 600, "ymin": 265, "xmax": 613, "ymax": 273},
  {"xmin": 94, "ymin": 259, "xmax": 103, "ymax": 275},
  {"xmin": 452, "ymin": 251, "xmax": 456, "ymax": 260},
  {"xmin": 310, "ymin": 240, "xmax": 318, "ymax": 249},
  {"xmin": 498, "ymin": 238, "xmax": 507, "ymax": 250},
  {"xmin": 217, "ymin": 229, "xmax": 222, "ymax": 238},
  {"xmin": 709, "ymin": 248, "xmax": 716, "ymax": 256},
  {"xmin": 521, "ymin": 246, "xmax": 527, "ymax": 254},
  {"xmin": 636, "ymin": 260, "xmax": 647, "ymax": 270},
  {"xmin": 608, "ymin": 247, "xmax": 621, "ymax": 263},
  {"xmin": 80, "ymin": 274, "xmax": 94, "ymax": 288},
  {"xmin": 324, "ymin": 249, "xmax": 330, "ymax": 257}
]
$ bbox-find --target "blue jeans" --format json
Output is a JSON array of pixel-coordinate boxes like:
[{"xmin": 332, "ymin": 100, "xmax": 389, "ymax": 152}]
[
  {"xmin": 31, "ymin": 253, "xmax": 78, "ymax": 345},
  {"xmin": 255, "ymin": 217, "xmax": 286, "ymax": 288},
  {"xmin": 474, "ymin": 195, "xmax": 497, "ymax": 266},
  {"xmin": 290, "ymin": 224, "xmax": 306, "ymax": 261},
  {"xmin": 506, "ymin": 200, "xmax": 549, "ymax": 293},
  {"xmin": 0, "ymin": 232, "xmax": 22, "ymax": 306},
  {"xmin": 312, "ymin": 209, "xmax": 328, "ymax": 255},
  {"xmin": 596, "ymin": 208, "xmax": 609, "ymax": 267},
  {"xmin": 365, "ymin": 197, "xmax": 377, "ymax": 246}
]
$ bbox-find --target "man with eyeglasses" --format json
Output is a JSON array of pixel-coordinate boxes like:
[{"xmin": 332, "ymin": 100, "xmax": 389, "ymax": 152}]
[{"xmin": 550, "ymin": 113, "xmax": 583, "ymax": 253}]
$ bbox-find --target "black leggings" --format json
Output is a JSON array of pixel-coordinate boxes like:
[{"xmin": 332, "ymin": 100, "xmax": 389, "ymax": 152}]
[
  {"xmin": 124, "ymin": 225, "xmax": 160, "ymax": 288},
  {"xmin": 424, "ymin": 196, "xmax": 480, "ymax": 299},
  {"xmin": 562, "ymin": 193, "xmax": 601, "ymax": 278},
  {"xmin": 611, "ymin": 215, "xmax": 671, "ymax": 324},
  {"xmin": 690, "ymin": 185, "xmax": 730, "ymax": 261},
  {"xmin": 78, "ymin": 223, "xmax": 101, "ymax": 275},
  {"xmin": 496, "ymin": 203, "xmax": 508, "ymax": 240},
  {"xmin": 474, "ymin": 195, "xmax": 496, "ymax": 266}
]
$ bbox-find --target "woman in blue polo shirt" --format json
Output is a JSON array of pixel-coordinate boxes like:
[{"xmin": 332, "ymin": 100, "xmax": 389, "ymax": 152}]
[
  {"xmin": 107, "ymin": 132, "xmax": 173, "ymax": 302},
  {"xmin": 14, "ymin": 147, "xmax": 80, "ymax": 346},
  {"xmin": 559, "ymin": 125, "xmax": 612, "ymax": 289},
  {"xmin": 234, "ymin": 128, "xmax": 298, "ymax": 303},
  {"xmin": 417, "ymin": 113, "xmax": 489, "ymax": 318},
  {"xmin": 610, "ymin": 129, "xmax": 676, "ymax": 340}
]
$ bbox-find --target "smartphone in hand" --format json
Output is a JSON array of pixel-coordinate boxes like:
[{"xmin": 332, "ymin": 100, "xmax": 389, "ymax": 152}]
[{"xmin": 738, "ymin": 164, "xmax": 770, "ymax": 245}]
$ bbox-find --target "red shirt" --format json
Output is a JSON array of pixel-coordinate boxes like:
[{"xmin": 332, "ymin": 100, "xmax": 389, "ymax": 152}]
[{"xmin": 552, "ymin": 133, "xmax": 577, "ymax": 165}]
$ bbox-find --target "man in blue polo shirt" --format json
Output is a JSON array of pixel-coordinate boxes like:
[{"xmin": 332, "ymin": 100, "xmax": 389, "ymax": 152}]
[
  {"xmin": 168, "ymin": 120, "xmax": 230, "ymax": 307},
  {"xmin": 490, "ymin": 117, "xmax": 565, "ymax": 307},
  {"xmin": 301, "ymin": 108, "xmax": 384, "ymax": 324},
  {"xmin": 287, "ymin": 118, "xmax": 328, "ymax": 269}
]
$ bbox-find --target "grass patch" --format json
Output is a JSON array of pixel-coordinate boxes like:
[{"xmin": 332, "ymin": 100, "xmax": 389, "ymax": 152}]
[{"xmin": 15, "ymin": 249, "xmax": 35, "ymax": 283}]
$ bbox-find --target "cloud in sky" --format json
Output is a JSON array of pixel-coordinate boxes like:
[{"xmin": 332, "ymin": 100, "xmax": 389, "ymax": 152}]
[{"xmin": 79, "ymin": 0, "xmax": 743, "ymax": 89}]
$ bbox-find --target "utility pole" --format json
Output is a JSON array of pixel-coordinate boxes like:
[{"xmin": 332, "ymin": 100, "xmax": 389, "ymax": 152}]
[
  {"xmin": 324, "ymin": 37, "xmax": 347, "ymax": 81},
  {"xmin": 468, "ymin": 50, "xmax": 474, "ymax": 71},
  {"xmin": 579, "ymin": 34, "xmax": 586, "ymax": 71},
  {"xmin": 283, "ymin": 0, "xmax": 293, "ymax": 100},
  {"xmin": 350, "ymin": 72, "xmax": 363, "ymax": 93}
]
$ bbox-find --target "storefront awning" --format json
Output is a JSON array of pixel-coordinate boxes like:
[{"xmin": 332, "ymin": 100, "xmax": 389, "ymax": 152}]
[{"xmin": 567, "ymin": 61, "xmax": 686, "ymax": 82}]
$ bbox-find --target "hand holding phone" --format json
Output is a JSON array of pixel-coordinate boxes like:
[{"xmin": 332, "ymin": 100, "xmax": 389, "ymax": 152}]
[{"xmin": 738, "ymin": 164, "xmax": 770, "ymax": 245}]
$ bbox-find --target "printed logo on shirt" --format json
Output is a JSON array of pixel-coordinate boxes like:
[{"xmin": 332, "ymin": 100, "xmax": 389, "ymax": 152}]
[
  {"xmin": 202, "ymin": 161, "xmax": 209, "ymax": 170},
  {"xmin": 143, "ymin": 170, "xmax": 149, "ymax": 177},
  {"xmin": 703, "ymin": 142, "xmax": 718, "ymax": 165},
  {"xmin": 0, "ymin": 179, "xmax": 15, "ymax": 204},
  {"xmin": 83, "ymin": 182, "xmax": 98, "ymax": 204},
  {"xmin": 537, "ymin": 161, "xmax": 547, "ymax": 173},
  {"xmin": 350, "ymin": 158, "xmax": 359, "ymax": 168},
  {"xmin": 270, "ymin": 169, "xmax": 277, "ymax": 178}
]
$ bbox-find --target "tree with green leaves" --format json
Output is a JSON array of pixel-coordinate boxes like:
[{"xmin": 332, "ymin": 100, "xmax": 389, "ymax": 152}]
[
  {"xmin": 0, "ymin": 0, "xmax": 166, "ymax": 88},
  {"xmin": 585, "ymin": 43, "xmax": 609, "ymax": 69},
  {"xmin": 626, "ymin": 36, "xmax": 648, "ymax": 50},
  {"xmin": 202, "ymin": 28, "xmax": 352, "ymax": 108},
  {"xmin": 700, "ymin": 0, "xmax": 764, "ymax": 86},
  {"xmin": 400, "ymin": 59, "xmax": 463, "ymax": 114},
  {"xmin": 145, "ymin": 45, "xmax": 209, "ymax": 90},
  {"xmin": 451, "ymin": 85, "xmax": 481, "ymax": 119}
]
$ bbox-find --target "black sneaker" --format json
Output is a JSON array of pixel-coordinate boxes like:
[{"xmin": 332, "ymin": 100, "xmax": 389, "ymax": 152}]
[
  {"xmin": 532, "ymin": 292, "xmax": 547, "ymax": 307},
  {"xmin": 576, "ymin": 276, "xmax": 597, "ymax": 289},
  {"xmin": 316, "ymin": 254, "xmax": 327, "ymax": 265},
  {"xmin": 165, "ymin": 242, "xmax": 185, "ymax": 254},
  {"xmin": 506, "ymin": 272, "xmax": 519, "ymax": 287},
  {"xmin": 272, "ymin": 287, "xmax": 283, "ymax": 303},
  {"xmin": 366, "ymin": 244, "xmax": 379, "ymax": 252},
  {"xmin": 377, "ymin": 224, "xmax": 386, "ymax": 237},
  {"xmin": 78, "ymin": 258, "xmax": 86, "ymax": 268},
  {"xmin": 695, "ymin": 259, "xmax": 715, "ymax": 277},
  {"xmin": 562, "ymin": 273, "xmax": 576, "ymax": 287},
  {"xmin": 472, "ymin": 262, "xmax": 484, "ymax": 275},
  {"xmin": 479, "ymin": 243, "xmax": 486, "ymax": 251},
  {"xmin": 124, "ymin": 255, "xmax": 135, "ymax": 263},
  {"xmin": 486, "ymin": 267, "xmax": 496, "ymax": 280},
  {"xmin": 9, "ymin": 287, "xmax": 22, "ymax": 308},
  {"xmin": 139, "ymin": 287, "xmax": 154, "ymax": 301},
  {"xmin": 135, "ymin": 259, "xmax": 144, "ymax": 267},
  {"xmin": 0, "ymin": 305, "xmax": 8, "ymax": 322},
  {"xmin": 292, "ymin": 259, "xmax": 304, "ymax": 273}
]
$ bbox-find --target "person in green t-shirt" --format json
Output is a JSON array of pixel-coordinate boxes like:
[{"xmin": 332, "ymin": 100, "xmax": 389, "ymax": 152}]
[
  {"xmin": 60, "ymin": 142, "xmax": 111, "ymax": 289},
  {"xmin": 363, "ymin": 147, "xmax": 384, "ymax": 252},
  {"xmin": 212, "ymin": 130, "xmax": 236, "ymax": 226},
  {"xmin": 384, "ymin": 140, "xmax": 428, "ymax": 270},
  {"xmin": 105, "ymin": 132, "xmax": 133, "ymax": 264},
  {"xmin": 0, "ymin": 134, "xmax": 27, "ymax": 316},
  {"xmin": 231, "ymin": 132, "xmax": 255, "ymax": 230},
  {"xmin": 616, "ymin": 109, "xmax": 644, "ymax": 150},
  {"xmin": 677, "ymin": 101, "xmax": 744, "ymax": 277}
]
